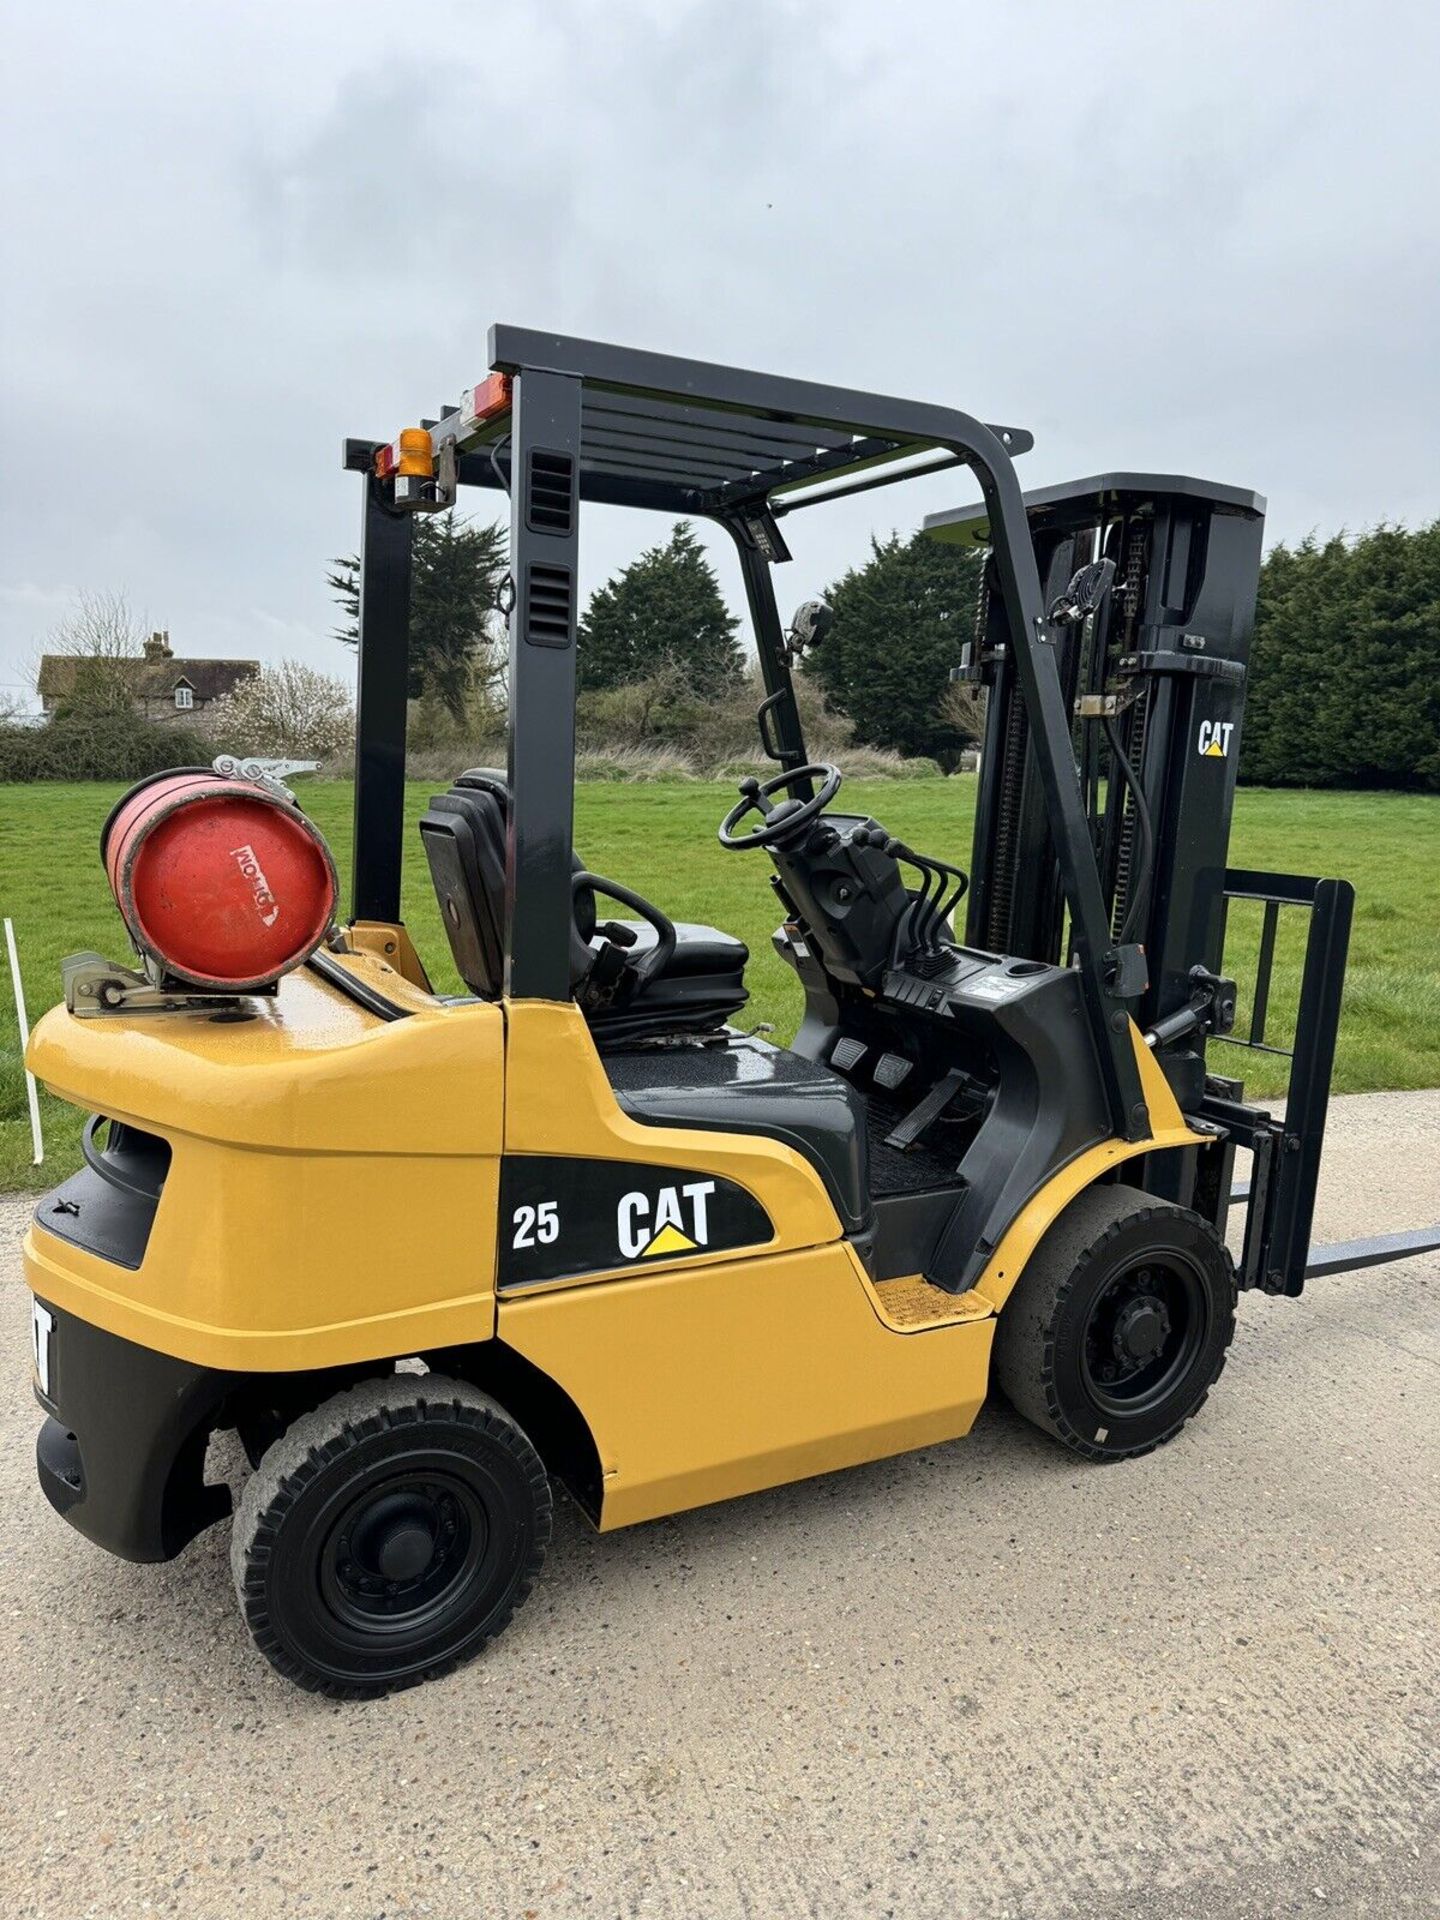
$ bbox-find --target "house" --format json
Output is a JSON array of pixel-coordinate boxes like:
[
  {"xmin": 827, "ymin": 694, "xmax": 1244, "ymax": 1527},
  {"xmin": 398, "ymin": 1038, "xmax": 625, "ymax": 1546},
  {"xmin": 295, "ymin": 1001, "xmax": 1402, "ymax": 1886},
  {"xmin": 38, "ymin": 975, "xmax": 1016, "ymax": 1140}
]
[{"xmin": 36, "ymin": 632, "xmax": 260, "ymax": 722}]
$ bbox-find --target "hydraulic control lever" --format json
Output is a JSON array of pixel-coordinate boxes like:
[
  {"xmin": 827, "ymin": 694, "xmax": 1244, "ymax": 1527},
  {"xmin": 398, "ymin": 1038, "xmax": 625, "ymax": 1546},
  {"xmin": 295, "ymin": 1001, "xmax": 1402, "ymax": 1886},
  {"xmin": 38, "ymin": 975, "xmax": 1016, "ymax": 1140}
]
[
  {"xmin": 908, "ymin": 849, "xmax": 967, "ymax": 953},
  {"xmin": 853, "ymin": 828, "xmax": 968, "ymax": 960}
]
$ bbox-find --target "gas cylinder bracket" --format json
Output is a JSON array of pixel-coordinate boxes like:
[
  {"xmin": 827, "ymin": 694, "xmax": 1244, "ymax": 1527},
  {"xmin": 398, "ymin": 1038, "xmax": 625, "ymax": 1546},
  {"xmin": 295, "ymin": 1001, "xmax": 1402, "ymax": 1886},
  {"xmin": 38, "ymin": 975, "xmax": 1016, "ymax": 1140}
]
[
  {"xmin": 61, "ymin": 951, "xmax": 251, "ymax": 1019},
  {"xmin": 210, "ymin": 755, "xmax": 318, "ymax": 804}
]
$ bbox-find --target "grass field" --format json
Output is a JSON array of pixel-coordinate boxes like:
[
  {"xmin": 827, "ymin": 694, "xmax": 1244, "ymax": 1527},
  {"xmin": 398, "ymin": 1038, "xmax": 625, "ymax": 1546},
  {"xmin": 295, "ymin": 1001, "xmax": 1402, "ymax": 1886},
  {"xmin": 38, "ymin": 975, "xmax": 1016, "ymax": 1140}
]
[{"xmin": 2, "ymin": 778, "xmax": 1437, "ymax": 1192}]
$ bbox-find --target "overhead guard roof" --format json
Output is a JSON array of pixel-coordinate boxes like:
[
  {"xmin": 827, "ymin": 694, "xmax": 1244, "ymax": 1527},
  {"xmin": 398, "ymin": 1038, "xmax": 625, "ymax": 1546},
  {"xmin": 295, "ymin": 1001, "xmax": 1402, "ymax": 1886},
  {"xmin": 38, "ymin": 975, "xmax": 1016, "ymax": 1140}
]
[
  {"xmin": 351, "ymin": 326, "xmax": 1036, "ymax": 519},
  {"xmin": 486, "ymin": 326, "xmax": 1034, "ymax": 515}
]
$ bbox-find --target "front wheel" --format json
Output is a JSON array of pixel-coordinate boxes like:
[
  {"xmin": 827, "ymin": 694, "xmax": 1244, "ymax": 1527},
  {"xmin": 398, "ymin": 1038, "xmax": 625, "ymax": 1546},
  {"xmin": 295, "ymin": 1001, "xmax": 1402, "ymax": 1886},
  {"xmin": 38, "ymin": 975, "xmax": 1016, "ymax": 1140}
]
[
  {"xmin": 993, "ymin": 1183, "xmax": 1236, "ymax": 1461},
  {"xmin": 231, "ymin": 1377, "xmax": 552, "ymax": 1697}
]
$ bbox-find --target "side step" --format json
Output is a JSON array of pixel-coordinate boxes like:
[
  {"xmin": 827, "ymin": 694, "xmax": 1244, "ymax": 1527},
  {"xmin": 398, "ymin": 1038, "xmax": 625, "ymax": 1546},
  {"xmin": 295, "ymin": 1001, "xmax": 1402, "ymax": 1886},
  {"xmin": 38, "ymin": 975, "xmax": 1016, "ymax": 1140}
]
[{"xmin": 871, "ymin": 1274, "xmax": 992, "ymax": 1333}]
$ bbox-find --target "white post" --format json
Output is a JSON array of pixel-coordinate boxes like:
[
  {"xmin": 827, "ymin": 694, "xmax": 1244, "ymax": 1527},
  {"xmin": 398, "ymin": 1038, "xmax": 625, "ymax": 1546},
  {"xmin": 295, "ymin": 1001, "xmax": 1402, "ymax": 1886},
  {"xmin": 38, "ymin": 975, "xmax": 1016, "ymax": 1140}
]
[{"xmin": 4, "ymin": 918, "xmax": 43, "ymax": 1165}]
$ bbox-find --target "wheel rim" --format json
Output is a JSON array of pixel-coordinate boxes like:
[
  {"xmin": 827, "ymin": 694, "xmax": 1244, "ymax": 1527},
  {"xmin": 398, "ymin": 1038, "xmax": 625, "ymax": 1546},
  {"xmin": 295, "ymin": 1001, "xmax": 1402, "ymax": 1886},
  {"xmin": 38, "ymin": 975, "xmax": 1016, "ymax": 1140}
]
[
  {"xmin": 1080, "ymin": 1253, "xmax": 1209, "ymax": 1418},
  {"xmin": 318, "ymin": 1469, "xmax": 490, "ymax": 1636}
]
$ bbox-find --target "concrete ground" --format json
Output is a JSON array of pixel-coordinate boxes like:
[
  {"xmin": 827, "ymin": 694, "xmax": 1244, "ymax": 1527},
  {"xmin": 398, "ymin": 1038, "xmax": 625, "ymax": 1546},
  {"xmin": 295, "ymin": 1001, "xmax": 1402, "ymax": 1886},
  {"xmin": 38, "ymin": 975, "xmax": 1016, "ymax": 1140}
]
[{"xmin": 0, "ymin": 1089, "xmax": 1435, "ymax": 1920}]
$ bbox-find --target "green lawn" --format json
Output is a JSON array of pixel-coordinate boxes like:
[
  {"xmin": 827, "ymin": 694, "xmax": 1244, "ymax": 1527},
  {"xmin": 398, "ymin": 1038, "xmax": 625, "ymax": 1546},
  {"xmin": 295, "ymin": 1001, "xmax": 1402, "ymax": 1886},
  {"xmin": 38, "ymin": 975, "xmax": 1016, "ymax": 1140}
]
[{"xmin": 2, "ymin": 778, "xmax": 1437, "ymax": 1192}]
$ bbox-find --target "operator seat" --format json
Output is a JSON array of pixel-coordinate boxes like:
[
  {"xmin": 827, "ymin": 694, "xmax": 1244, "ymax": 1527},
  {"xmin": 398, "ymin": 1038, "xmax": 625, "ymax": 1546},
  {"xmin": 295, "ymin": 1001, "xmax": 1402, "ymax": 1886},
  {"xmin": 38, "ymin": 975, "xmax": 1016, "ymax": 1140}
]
[{"xmin": 420, "ymin": 770, "xmax": 749, "ymax": 1043}]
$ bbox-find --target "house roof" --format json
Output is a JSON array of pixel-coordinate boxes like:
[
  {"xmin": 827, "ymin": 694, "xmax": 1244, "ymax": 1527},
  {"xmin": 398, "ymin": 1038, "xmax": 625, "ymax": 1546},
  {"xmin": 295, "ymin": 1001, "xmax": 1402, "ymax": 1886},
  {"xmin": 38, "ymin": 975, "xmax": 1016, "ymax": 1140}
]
[{"xmin": 37, "ymin": 656, "xmax": 260, "ymax": 702}]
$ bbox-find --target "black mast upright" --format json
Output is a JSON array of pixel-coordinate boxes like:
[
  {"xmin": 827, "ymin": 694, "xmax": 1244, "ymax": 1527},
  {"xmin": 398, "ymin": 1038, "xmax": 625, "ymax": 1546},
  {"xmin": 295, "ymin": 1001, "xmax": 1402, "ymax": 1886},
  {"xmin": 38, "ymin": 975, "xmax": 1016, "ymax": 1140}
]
[{"xmin": 350, "ymin": 475, "xmax": 414, "ymax": 925}]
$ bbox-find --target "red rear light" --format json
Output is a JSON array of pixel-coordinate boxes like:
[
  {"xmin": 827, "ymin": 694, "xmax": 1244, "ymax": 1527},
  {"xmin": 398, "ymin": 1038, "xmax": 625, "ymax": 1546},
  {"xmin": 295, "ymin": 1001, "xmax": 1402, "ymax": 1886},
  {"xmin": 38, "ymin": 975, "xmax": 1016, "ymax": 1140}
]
[{"xmin": 464, "ymin": 372, "xmax": 512, "ymax": 428}]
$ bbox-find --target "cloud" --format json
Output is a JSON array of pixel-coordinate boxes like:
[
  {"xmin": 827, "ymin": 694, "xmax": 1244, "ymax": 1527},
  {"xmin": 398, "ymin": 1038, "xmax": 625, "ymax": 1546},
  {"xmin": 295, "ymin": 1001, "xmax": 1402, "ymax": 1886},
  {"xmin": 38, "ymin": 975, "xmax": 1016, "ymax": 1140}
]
[{"xmin": 2, "ymin": 0, "xmax": 1437, "ymax": 709}]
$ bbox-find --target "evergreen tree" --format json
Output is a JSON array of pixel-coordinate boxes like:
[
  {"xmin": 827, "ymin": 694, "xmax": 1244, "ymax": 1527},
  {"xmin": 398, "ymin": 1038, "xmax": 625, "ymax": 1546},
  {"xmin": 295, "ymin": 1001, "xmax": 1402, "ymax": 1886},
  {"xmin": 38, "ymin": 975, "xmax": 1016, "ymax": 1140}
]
[
  {"xmin": 578, "ymin": 523, "xmax": 743, "ymax": 695},
  {"xmin": 1243, "ymin": 521, "xmax": 1439, "ymax": 790},
  {"xmin": 329, "ymin": 510, "xmax": 507, "ymax": 722},
  {"xmin": 805, "ymin": 530, "xmax": 985, "ymax": 765}
]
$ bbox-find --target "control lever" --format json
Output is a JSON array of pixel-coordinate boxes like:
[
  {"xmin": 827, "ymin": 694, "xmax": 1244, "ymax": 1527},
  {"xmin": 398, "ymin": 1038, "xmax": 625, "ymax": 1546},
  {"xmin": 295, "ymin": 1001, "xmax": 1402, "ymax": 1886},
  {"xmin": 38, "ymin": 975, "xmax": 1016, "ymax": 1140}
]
[
  {"xmin": 855, "ymin": 827, "xmax": 968, "ymax": 959},
  {"xmin": 900, "ymin": 846, "xmax": 941, "ymax": 953},
  {"xmin": 857, "ymin": 829, "xmax": 937, "ymax": 955},
  {"xmin": 894, "ymin": 841, "xmax": 967, "ymax": 955},
  {"xmin": 921, "ymin": 855, "xmax": 969, "ymax": 950}
]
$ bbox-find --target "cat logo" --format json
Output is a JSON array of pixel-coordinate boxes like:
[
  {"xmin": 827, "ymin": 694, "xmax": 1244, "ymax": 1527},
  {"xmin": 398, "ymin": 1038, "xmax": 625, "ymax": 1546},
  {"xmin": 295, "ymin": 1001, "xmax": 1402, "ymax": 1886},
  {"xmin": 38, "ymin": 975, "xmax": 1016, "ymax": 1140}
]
[
  {"xmin": 617, "ymin": 1180, "xmax": 716, "ymax": 1260},
  {"xmin": 1197, "ymin": 720, "xmax": 1235, "ymax": 760}
]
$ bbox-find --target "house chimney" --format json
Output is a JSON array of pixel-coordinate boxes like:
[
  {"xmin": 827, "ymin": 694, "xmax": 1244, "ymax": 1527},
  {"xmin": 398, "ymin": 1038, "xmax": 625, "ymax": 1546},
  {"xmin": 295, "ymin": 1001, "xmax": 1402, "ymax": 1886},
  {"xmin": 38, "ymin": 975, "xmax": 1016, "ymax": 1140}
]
[{"xmin": 143, "ymin": 630, "xmax": 173, "ymax": 661}]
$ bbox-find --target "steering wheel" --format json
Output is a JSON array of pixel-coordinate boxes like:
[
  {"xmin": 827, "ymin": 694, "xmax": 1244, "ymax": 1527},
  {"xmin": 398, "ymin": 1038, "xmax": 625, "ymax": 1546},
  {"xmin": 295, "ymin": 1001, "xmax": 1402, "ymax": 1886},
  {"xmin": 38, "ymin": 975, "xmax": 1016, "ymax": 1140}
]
[{"xmin": 717, "ymin": 763, "xmax": 843, "ymax": 851}]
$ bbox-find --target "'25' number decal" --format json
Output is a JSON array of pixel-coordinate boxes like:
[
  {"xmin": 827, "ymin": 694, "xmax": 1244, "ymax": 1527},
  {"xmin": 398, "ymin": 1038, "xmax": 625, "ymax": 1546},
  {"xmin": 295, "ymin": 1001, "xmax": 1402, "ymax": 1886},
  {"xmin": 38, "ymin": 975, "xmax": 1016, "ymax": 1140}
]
[{"xmin": 512, "ymin": 1201, "xmax": 559, "ymax": 1249}]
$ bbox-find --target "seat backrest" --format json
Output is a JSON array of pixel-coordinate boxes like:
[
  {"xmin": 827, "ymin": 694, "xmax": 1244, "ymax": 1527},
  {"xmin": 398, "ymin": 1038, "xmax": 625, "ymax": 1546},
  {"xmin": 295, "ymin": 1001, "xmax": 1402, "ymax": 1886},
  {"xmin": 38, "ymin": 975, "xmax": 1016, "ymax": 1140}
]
[
  {"xmin": 420, "ymin": 784, "xmax": 507, "ymax": 998},
  {"xmin": 420, "ymin": 769, "xmax": 594, "ymax": 998}
]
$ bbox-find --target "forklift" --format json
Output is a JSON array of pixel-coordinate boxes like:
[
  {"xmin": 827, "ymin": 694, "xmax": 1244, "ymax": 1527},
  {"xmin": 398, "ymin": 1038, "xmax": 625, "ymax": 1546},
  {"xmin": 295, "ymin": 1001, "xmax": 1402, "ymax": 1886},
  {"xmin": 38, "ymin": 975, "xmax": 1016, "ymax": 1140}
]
[{"xmin": 22, "ymin": 329, "xmax": 1435, "ymax": 1697}]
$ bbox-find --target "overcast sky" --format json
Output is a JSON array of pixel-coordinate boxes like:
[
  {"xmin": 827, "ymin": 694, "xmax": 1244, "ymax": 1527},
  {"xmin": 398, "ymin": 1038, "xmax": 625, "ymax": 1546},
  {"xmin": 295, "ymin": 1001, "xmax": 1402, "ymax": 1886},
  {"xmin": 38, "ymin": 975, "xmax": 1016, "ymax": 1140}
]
[{"xmin": 3, "ymin": 0, "xmax": 1437, "ymax": 707}]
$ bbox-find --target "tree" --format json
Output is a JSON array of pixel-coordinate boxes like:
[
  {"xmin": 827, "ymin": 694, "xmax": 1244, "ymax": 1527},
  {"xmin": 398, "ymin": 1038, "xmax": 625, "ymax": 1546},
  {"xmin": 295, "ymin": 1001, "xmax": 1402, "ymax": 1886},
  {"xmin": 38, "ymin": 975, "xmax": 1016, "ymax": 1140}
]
[
  {"xmin": 1243, "ymin": 522, "xmax": 1440, "ymax": 791},
  {"xmin": 330, "ymin": 510, "xmax": 507, "ymax": 722},
  {"xmin": 578, "ymin": 522, "xmax": 743, "ymax": 695},
  {"xmin": 805, "ymin": 531, "xmax": 985, "ymax": 765},
  {"xmin": 207, "ymin": 660, "xmax": 355, "ymax": 761},
  {"xmin": 937, "ymin": 677, "xmax": 988, "ymax": 747},
  {"xmin": 40, "ymin": 590, "xmax": 148, "ymax": 716}
]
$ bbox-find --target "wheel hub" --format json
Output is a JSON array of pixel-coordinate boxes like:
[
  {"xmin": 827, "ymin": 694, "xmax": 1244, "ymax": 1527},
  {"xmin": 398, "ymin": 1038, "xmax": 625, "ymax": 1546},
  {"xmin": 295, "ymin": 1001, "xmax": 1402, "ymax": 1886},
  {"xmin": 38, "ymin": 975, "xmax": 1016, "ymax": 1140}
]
[
  {"xmin": 329, "ymin": 1483, "xmax": 475, "ymax": 1620},
  {"xmin": 376, "ymin": 1518, "xmax": 437, "ymax": 1581},
  {"xmin": 1112, "ymin": 1294, "xmax": 1171, "ymax": 1367}
]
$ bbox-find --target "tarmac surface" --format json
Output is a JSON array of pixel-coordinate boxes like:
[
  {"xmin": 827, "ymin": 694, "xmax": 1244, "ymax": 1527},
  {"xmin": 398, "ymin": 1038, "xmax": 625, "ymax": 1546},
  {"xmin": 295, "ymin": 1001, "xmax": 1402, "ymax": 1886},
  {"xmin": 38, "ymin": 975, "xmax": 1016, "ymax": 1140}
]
[{"xmin": 0, "ymin": 1088, "xmax": 1436, "ymax": 1920}]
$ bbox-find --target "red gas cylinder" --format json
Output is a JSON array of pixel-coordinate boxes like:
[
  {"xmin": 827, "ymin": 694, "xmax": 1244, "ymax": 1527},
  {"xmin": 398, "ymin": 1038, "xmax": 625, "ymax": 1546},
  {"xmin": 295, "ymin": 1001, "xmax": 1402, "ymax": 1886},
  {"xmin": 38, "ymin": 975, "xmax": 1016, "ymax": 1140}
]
[{"xmin": 101, "ymin": 769, "xmax": 339, "ymax": 991}]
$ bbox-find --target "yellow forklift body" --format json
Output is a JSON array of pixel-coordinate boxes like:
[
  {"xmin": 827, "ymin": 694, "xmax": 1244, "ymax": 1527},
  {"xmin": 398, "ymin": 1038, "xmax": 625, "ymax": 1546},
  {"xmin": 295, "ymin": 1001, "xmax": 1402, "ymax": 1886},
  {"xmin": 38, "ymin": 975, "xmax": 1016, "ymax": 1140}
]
[
  {"xmin": 26, "ymin": 959, "xmax": 1202, "ymax": 1536},
  {"xmin": 14, "ymin": 332, "xmax": 1369, "ymax": 1696},
  {"xmin": 19, "ymin": 961, "xmax": 872, "ymax": 1372},
  {"xmin": 497, "ymin": 1000, "xmax": 1201, "ymax": 1526},
  {"xmin": 24, "ymin": 957, "xmax": 504, "ymax": 1370},
  {"xmin": 501, "ymin": 1241, "xmax": 995, "ymax": 1529}
]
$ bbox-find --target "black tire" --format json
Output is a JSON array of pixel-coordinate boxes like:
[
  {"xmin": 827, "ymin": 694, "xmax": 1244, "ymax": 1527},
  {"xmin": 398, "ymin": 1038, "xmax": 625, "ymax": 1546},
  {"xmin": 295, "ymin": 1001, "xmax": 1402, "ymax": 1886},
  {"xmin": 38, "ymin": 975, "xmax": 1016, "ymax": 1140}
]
[
  {"xmin": 231, "ymin": 1376, "xmax": 552, "ymax": 1698},
  {"xmin": 992, "ymin": 1182, "xmax": 1236, "ymax": 1462}
]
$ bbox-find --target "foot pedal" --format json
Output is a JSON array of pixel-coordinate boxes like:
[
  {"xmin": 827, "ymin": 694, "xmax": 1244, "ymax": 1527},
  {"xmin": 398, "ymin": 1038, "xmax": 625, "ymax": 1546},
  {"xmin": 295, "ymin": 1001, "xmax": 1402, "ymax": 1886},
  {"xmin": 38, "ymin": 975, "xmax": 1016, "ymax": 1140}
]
[
  {"xmin": 874, "ymin": 1052, "xmax": 912, "ymax": 1092},
  {"xmin": 830, "ymin": 1037, "xmax": 868, "ymax": 1074},
  {"xmin": 884, "ymin": 1067, "xmax": 968, "ymax": 1153}
]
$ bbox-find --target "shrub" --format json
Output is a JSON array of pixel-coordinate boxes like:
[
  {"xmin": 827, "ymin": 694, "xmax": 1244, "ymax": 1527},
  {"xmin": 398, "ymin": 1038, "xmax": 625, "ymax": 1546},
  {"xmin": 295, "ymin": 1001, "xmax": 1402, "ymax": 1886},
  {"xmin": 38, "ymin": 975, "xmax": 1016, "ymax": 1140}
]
[
  {"xmin": 0, "ymin": 710, "xmax": 213, "ymax": 783},
  {"xmin": 707, "ymin": 747, "xmax": 941, "ymax": 782},
  {"xmin": 575, "ymin": 745, "xmax": 699, "ymax": 782},
  {"xmin": 315, "ymin": 662, "xmax": 939, "ymax": 783},
  {"xmin": 575, "ymin": 661, "xmax": 856, "ymax": 770}
]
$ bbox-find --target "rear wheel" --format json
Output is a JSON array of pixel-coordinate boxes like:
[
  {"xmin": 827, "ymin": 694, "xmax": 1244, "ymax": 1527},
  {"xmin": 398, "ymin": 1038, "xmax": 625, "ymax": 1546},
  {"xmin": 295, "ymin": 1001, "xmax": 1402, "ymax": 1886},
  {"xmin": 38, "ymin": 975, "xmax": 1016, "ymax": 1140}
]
[
  {"xmin": 993, "ymin": 1183, "xmax": 1236, "ymax": 1461},
  {"xmin": 231, "ymin": 1376, "xmax": 551, "ymax": 1697}
]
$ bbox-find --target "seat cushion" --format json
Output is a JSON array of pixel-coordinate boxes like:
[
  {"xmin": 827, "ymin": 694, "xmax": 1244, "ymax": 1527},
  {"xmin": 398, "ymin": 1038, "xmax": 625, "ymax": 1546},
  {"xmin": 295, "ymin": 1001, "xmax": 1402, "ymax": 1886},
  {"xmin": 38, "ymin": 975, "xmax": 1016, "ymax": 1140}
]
[
  {"xmin": 587, "ymin": 921, "xmax": 749, "ymax": 1044},
  {"xmin": 603, "ymin": 921, "xmax": 749, "ymax": 976}
]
